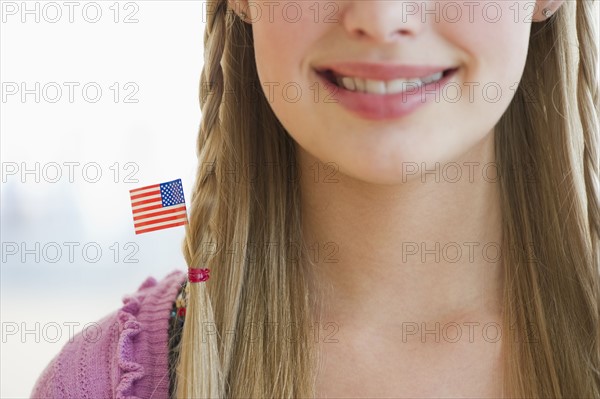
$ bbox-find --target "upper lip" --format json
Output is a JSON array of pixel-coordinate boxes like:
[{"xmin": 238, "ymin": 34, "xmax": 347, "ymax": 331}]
[{"xmin": 314, "ymin": 62, "xmax": 457, "ymax": 81}]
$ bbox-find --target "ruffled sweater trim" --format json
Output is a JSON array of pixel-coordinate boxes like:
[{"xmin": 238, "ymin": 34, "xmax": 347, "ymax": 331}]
[
  {"xmin": 115, "ymin": 269, "xmax": 187, "ymax": 399},
  {"xmin": 115, "ymin": 293, "xmax": 144, "ymax": 399}
]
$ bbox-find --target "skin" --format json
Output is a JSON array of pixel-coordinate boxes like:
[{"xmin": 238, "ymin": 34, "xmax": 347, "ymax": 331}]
[{"xmin": 228, "ymin": 0, "xmax": 565, "ymax": 396}]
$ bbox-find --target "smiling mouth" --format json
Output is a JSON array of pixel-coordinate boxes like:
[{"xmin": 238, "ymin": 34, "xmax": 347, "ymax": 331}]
[{"xmin": 316, "ymin": 67, "xmax": 459, "ymax": 94}]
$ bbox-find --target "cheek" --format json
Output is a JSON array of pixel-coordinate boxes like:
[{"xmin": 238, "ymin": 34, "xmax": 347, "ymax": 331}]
[
  {"xmin": 439, "ymin": 3, "xmax": 531, "ymax": 82},
  {"xmin": 251, "ymin": 2, "xmax": 321, "ymax": 86}
]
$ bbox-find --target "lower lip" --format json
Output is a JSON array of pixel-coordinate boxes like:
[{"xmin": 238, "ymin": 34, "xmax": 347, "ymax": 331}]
[{"xmin": 315, "ymin": 68, "xmax": 458, "ymax": 121}]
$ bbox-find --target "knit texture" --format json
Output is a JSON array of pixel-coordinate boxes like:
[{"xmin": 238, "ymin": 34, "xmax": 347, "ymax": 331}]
[{"xmin": 30, "ymin": 269, "xmax": 187, "ymax": 399}]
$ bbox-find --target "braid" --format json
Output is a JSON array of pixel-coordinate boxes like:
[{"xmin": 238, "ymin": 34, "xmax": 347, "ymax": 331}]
[
  {"xmin": 198, "ymin": 0, "xmax": 226, "ymax": 139},
  {"xmin": 575, "ymin": 0, "xmax": 600, "ymax": 263},
  {"xmin": 177, "ymin": 0, "xmax": 228, "ymax": 397},
  {"xmin": 183, "ymin": 0, "xmax": 227, "ymax": 271}
]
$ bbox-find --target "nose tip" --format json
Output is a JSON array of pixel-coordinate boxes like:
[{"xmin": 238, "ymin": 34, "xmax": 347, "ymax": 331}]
[
  {"xmin": 350, "ymin": 27, "xmax": 416, "ymax": 42},
  {"xmin": 342, "ymin": 1, "xmax": 423, "ymax": 43}
]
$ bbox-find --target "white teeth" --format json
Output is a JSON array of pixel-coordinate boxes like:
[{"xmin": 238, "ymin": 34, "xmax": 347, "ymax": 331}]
[
  {"xmin": 336, "ymin": 71, "xmax": 445, "ymax": 94},
  {"xmin": 354, "ymin": 77, "xmax": 366, "ymax": 92},
  {"xmin": 341, "ymin": 76, "xmax": 356, "ymax": 91},
  {"xmin": 365, "ymin": 79, "xmax": 386, "ymax": 95},
  {"xmin": 387, "ymin": 79, "xmax": 423, "ymax": 93},
  {"xmin": 420, "ymin": 72, "xmax": 443, "ymax": 85}
]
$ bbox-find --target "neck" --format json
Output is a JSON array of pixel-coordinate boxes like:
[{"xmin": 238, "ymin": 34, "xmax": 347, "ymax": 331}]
[{"xmin": 299, "ymin": 131, "xmax": 503, "ymax": 329}]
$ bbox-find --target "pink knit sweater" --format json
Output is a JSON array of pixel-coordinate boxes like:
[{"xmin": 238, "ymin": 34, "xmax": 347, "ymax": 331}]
[{"xmin": 30, "ymin": 269, "xmax": 187, "ymax": 399}]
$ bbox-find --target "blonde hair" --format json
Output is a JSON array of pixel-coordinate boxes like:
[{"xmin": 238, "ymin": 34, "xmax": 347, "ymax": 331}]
[{"xmin": 172, "ymin": 0, "xmax": 600, "ymax": 397}]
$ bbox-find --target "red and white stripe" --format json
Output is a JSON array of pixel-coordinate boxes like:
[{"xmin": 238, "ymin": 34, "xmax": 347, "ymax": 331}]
[{"xmin": 130, "ymin": 184, "xmax": 188, "ymax": 234}]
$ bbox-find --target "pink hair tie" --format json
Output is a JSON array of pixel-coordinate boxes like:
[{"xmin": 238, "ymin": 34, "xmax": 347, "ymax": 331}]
[{"xmin": 188, "ymin": 267, "xmax": 210, "ymax": 283}]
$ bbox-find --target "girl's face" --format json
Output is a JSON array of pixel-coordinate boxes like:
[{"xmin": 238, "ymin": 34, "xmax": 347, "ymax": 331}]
[{"xmin": 243, "ymin": 0, "xmax": 553, "ymax": 184}]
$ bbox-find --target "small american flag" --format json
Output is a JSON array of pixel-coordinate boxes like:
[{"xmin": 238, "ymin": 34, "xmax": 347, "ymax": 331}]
[{"xmin": 130, "ymin": 179, "xmax": 188, "ymax": 234}]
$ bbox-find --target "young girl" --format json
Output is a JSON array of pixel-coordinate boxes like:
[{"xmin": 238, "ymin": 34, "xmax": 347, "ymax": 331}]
[{"xmin": 31, "ymin": 0, "xmax": 599, "ymax": 398}]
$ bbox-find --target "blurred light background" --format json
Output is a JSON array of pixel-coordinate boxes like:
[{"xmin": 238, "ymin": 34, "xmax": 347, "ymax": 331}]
[{"xmin": 1, "ymin": 1, "xmax": 205, "ymax": 397}]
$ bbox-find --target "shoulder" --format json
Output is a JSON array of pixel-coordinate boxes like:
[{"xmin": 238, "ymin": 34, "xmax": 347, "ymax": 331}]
[{"xmin": 30, "ymin": 269, "xmax": 187, "ymax": 399}]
